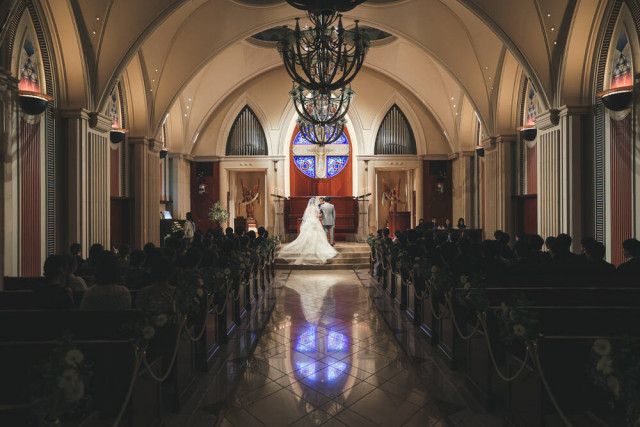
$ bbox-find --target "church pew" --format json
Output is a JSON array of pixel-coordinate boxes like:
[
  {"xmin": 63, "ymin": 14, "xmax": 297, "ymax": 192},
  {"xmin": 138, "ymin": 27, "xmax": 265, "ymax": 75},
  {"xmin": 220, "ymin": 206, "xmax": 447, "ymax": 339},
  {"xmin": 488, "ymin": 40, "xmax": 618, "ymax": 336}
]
[
  {"xmin": 0, "ymin": 289, "xmax": 140, "ymax": 310},
  {"xmin": 0, "ymin": 309, "xmax": 144, "ymax": 341},
  {"xmin": 0, "ymin": 340, "xmax": 162, "ymax": 426},
  {"xmin": 147, "ymin": 323, "xmax": 198, "ymax": 412},
  {"xmin": 464, "ymin": 306, "xmax": 640, "ymax": 414},
  {"xmin": 507, "ymin": 336, "xmax": 628, "ymax": 426},
  {"xmin": 2, "ymin": 276, "xmax": 46, "ymax": 290},
  {"xmin": 454, "ymin": 287, "xmax": 640, "ymax": 307}
]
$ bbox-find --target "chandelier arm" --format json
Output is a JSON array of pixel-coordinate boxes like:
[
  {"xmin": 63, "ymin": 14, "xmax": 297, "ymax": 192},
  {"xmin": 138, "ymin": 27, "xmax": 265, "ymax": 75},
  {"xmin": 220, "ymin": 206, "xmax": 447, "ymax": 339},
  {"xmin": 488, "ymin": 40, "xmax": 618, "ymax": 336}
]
[{"xmin": 294, "ymin": 32, "xmax": 316, "ymax": 88}]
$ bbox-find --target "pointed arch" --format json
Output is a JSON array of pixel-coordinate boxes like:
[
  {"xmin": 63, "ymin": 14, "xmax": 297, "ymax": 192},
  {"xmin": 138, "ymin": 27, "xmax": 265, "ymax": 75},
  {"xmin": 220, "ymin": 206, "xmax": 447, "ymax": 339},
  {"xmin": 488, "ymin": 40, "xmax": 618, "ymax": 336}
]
[
  {"xmin": 374, "ymin": 104, "xmax": 417, "ymax": 155},
  {"xmin": 225, "ymin": 105, "xmax": 268, "ymax": 156}
]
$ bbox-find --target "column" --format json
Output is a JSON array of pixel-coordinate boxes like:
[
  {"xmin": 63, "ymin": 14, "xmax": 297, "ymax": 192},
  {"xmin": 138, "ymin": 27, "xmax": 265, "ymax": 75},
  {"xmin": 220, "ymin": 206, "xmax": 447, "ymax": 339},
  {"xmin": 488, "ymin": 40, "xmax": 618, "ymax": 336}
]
[
  {"xmin": 482, "ymin": 135, "xmax": 516, "ymax": 238},
  {"xmin": 129, "ymin": 137, "xmax": 161, "ymax": 248},
  {"xmin": 58, "ymin": 109, "xmax": 111, "ymax": 257},
  {"xmin": 168, "ymin": 153, "xmax": 192, "ymax": 220},
  {"xmin": 0, "ymin": 69, "xmax": 19, "ymax": 285},
  {"xmin": 536, "ymin": 107, "xmax": 590, "ymax": 246},
  {"xmin": 451, "ymin": 151, "xmax": 474, "ymax": 227}
]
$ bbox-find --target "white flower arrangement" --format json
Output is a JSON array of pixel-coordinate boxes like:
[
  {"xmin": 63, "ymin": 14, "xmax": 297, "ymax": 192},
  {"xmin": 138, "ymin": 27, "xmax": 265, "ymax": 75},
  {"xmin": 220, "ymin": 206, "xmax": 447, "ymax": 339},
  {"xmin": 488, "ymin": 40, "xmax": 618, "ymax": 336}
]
[
  {"xmin": 63, "ymin": 349, "xmax": 84, "ymax": 367},
  {"xmin": 593, "ymin": 339, "xmax": 612, "ymax": 357},
  {"xmin": 155, "ymin": 314, "xmax": 168, "ymax": 327},
  {"xmin": 512, "ymin": 324, "xmax": 526, "ymax": 337},
  {"xmin": 142, "ymin": 326, "xmax": 156, "ymax": 340}
]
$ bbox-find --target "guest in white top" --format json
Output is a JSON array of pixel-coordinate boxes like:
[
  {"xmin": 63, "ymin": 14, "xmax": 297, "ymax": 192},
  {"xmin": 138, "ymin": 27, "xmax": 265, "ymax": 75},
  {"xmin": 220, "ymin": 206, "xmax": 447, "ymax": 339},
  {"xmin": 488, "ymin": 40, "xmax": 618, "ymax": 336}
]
[
  {"xmin": 65, "ymin": 255, "xmax": 87, "ymax": 291},
  {"xmin": 184, "ymin": 212, "xmax": 195, "ymax": 242},
  {"xmin": 81, "ymin": 252, "xmax": 131, "ymax": 310}
]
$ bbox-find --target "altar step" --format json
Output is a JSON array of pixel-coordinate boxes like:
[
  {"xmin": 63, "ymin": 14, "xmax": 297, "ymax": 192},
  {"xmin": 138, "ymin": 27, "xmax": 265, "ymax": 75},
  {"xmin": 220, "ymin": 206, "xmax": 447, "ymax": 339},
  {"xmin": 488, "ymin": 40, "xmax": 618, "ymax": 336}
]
[{"xmin": 275, "ymin": 243, "xmax": 371, "ymax": 270}]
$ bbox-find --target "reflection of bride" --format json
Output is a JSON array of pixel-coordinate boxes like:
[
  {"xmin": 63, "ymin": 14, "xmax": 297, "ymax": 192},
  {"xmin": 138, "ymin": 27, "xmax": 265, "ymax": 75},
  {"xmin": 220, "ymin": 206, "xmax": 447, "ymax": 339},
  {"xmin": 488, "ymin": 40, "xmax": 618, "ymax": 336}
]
[{"xmin": 278, "ymin": 197, "xmax": 338, "ymax": 265}]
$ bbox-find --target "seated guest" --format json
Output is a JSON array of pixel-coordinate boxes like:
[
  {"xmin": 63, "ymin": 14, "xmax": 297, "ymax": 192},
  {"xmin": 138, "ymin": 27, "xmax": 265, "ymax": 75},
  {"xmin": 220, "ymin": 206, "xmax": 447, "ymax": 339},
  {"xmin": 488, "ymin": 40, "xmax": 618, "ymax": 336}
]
[
  {"xmin": 76, "ymin": 243, "xmax": 104, "ymax": 276},
  {"xmin": 36, "ymin": 255, "xmax": 75, "ymax": 309},
  {"xmin": 137, "ymin": 257, "xmax": 177, "ymax": 313},
  {"xmin": 443, "ymin": 219, "xmax": 453, "ymax": 230},
  {"xmin": 81, "ymin": 252, "xmax": 131, "ymax": 310},
  {"xmin": 184, "ymin": 212, "xmax": 195, "ymax": 243},
  {"xmin": 69, "ymin": 243, "xmax": 84, "ymax": 269},
  {"xmin": 495, "ymin": 231, "xmax": 515, "ymax": 260},
  {"xmin": 456, "ymin": 218, "xmax": 466, "ymax": 230},
  {"xmin": 545, "ymin": 236, "xmax": 557, "ymax": 258},
  {"xmin": 549, "ymin": 234, "xmax": 585, "ymax": 273},
  {"xmin": 65, "ymin": 255, "xmax": 87, "ymax": 290},
  {"xmin": 617, "ymin": 238, "xmax": 640, "ymax": 275},
  {"xmin": 125, "ymin": 250, "xmax": 150, "ymax": 290},
  {"xmin": 583, "ymin": 240, "xmax": 615, "ymax": 275},
  {"xmin": 225, "ymin": 227, "xmax": 235, "ymax": 240},
  {"xmin": 118, "ymin": 243, "xmax": 131, "ymax": 269},
  {"xmin": 431, "ymin": 218, "xmax": 438, "ymax": 230}
]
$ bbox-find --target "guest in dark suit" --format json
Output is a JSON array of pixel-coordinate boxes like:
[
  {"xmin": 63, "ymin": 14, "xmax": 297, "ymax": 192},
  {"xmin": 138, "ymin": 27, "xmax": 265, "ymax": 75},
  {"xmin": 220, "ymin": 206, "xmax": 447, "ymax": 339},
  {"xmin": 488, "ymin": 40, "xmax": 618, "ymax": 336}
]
[
  {"xmin": 617, "ymin": 238, "xmax": 640, "ymax": 275},
  {"xmin": 456, "ymin": 218, "xmax": 466, "ymax": 230},
  {"xmin": 36, "ymin": 255, "xmax": 75, "ymax": 309},
  {"xmin": 583, "ymin": 240, "xmax": 615, "ymax": 275}
]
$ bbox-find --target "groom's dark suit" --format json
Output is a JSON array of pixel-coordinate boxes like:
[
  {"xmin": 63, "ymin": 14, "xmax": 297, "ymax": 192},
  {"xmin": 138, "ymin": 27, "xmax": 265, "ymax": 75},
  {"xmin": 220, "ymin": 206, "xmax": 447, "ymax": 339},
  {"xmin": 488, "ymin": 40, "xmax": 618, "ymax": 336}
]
[{"xmin": 319, "ymin": 201, "xmax": 336, "ymax": 245}]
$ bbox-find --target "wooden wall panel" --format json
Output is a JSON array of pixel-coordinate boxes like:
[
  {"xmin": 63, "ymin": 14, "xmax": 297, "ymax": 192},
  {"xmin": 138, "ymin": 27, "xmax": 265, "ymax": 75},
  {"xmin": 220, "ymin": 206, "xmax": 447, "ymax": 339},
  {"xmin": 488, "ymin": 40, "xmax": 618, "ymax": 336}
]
[
  {"xmin": 610, "ymin": 115, "xmax": 632, "ymax": 265},
  {"xmin": 110, "ymin": 147, "xmax": 119, "ymax": 197},
  {"xmin": 190, "ymin": 162, "xmax": 220, "ymax": 232},
  {"xmin": 20, "ymin": 119, "xmax": 41, "ymax": 276},
  {"xmin": 422, "ymin": 160, "xmax": 452, "ymax": 225},
  {"xmin": 526, "ymin": 143, "xmax": 537, "ymax": 194}
]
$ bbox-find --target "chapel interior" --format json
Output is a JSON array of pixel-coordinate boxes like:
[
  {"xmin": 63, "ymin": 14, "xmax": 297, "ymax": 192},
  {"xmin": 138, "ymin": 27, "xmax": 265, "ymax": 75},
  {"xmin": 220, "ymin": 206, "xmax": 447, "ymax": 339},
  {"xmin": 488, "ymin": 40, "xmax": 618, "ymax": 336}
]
[{"xmin": 0, "ymin": 0, "xmax": 639, "ymax": 426}]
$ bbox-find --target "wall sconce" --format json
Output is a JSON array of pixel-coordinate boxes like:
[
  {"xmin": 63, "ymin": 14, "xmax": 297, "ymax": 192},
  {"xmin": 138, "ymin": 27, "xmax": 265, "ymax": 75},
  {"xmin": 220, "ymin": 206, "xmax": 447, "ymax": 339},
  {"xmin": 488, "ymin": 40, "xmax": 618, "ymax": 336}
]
[
  {"xmin": 19, "ymin": 90, "xmax": 53, "ymax": 115},
  {"xmin": 436, "ymin": 171, "xmax": 446, "ymax": 193},
  {"xmin": 597, "ymin": 85, "xmax": 633, "ymax": 111},
  {"xmin": 110, "ymin": 127, "xmax": 128, "ymax": 143},
  {"xmin": 517, "ymin": 125, "xmax": 537, "ymax": 141},
  {"xmin": 197, "ymin": 172, "xmax": 207, "ymax": 195},
  {"xmin": 160, "ymin": 148, "xmax": 169, "ymax": 159},
  {"xmin": 475, "ymin": 145, "xmax": 485, "ymax": 157}
]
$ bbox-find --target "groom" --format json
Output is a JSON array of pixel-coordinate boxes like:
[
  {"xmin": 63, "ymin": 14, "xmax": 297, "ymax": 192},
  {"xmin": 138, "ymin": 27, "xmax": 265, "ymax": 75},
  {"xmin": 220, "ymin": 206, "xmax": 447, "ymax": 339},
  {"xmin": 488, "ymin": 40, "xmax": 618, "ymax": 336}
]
[{"xmin": 319, "ymin": 197, "xmax": 335, "ymax": 246}]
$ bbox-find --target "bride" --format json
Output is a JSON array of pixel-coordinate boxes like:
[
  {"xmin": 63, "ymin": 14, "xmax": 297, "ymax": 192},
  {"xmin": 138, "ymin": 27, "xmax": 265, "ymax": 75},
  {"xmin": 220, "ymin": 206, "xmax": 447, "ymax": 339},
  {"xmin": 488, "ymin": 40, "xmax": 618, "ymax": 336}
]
[{"xmin": 278, "ymin": 197, "xmax": 338, "ymax": 265}]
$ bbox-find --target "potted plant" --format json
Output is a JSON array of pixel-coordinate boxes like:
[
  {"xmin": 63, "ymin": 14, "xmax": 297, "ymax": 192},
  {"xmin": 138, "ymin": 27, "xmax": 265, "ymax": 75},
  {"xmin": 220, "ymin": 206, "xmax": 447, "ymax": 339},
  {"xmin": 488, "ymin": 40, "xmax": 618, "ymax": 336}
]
[{"xmin": 208, "ymin": 200, "xmax": 229, "ymax": 228}]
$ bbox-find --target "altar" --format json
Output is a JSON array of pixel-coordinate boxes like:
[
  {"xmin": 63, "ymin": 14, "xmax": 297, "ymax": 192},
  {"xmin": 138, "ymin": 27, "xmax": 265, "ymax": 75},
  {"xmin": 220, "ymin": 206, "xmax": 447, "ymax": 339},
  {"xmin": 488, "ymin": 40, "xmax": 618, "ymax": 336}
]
[{"xmin": 284, "ymin": 197, "xmax": 358, "ymax": 241}]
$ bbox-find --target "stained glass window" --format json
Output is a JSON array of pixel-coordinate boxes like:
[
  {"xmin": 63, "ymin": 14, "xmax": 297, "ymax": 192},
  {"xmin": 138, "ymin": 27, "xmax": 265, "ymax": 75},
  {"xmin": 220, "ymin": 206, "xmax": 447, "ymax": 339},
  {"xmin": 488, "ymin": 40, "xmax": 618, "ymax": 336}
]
[
  {"xmin": 611, "ymin": 32, "xmax": 632, "ymax": 89},
  {"xmin": 292, "ymin": 132, "xmax": 349, "ymax": 178}
]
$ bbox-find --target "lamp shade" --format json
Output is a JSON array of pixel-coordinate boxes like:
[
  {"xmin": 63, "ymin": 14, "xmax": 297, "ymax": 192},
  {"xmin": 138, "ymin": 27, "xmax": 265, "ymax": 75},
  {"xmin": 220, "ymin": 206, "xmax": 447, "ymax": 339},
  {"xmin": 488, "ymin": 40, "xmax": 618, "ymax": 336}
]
[
  {"xmin": 19, "ymin": 91, "xmax": 53, "ymax": 115},
  {"xmin": 517, "ymin": 125, "xmax": 537, "ymax": 141},
  {"xmin": 475, "ymin": 146, "xmax": 485, "ymax": 157},
  {"xmin": 160, "ymin": 148, "xmax": 169, "ymax": 159},
  {"xmin": 597, "ymin": 86, "xmax": 633, "ymax": 112},
  {"xmin": 110, "ymin": 128, "xmax": 128, "ymax": 143}
]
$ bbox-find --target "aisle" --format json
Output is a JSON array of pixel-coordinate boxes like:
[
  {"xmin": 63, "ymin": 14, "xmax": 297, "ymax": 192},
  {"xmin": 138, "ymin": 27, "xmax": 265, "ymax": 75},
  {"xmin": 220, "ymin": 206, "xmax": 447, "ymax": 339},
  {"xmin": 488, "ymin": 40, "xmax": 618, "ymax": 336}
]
[{"xmin": 218, "ymin": 270, "xmax": 453, "ymax": 426}]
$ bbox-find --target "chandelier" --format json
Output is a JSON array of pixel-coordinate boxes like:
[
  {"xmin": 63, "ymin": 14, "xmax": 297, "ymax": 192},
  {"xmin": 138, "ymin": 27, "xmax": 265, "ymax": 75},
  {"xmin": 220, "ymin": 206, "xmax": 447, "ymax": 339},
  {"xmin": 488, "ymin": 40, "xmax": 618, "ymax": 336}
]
[
  {"xmin": 289, "ymin": 83, "xmax": 354, "ymax": 127},
  {"xmin": 277, "ymin": 14, "xmax": 370, "ymax": 92},
  {"xmin": 285, "ymin": 1, "xmax": 367, "ymax": 13},
  {"xmin": 297, "ymin": 117, "xmax": 346, "ymax": 146}
]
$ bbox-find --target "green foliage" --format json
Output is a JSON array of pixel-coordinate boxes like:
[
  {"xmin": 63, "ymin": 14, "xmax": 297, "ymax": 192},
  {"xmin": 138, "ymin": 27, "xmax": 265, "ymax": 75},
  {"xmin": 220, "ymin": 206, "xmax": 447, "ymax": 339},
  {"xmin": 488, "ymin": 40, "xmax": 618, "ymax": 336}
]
[{"xmin": 208, "ymin": 200, "xmax": 229, "ymax": 225}]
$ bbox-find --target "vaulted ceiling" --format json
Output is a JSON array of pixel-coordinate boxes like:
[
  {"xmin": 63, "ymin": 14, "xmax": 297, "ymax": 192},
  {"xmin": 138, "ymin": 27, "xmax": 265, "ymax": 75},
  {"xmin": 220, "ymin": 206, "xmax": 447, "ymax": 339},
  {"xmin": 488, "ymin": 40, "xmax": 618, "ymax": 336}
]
[{"xmin": 37, "ymin": 0, "xmax": 611, "ymax": 151}]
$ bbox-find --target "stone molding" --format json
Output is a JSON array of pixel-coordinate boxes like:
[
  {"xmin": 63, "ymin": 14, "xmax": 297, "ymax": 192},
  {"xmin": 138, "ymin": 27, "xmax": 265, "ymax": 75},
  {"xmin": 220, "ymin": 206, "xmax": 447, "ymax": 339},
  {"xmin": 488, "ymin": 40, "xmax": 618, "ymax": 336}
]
[
  {"xmin": 88, "ymin": 112, "xmax": 112, "ymax": 132},
  {"xmin": 535, "ymin": 109, "xmax": 560, "ymax": 130}
]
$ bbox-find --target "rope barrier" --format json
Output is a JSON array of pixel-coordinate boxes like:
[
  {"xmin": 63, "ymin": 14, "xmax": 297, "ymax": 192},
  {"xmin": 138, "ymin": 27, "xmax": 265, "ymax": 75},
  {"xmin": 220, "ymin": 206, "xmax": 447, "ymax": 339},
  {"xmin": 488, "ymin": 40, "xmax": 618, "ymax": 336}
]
[
  {"xmin": 445, "ymin": 293, "xmax": 480, "ymax": 340},
  {"xmin": 182, "ymin": 295, "xmax": 212, "ymax": 342},
  {"xmin": 478, "ymin": 314, "xmax": 530, "ymax": 382},
  {"xmin": 532, "ymin": 342, "xmax": 573, "ymax": 426},
  {"xmin": 112, "ymin": 351, "xmax": 144, "ymax": 427},
  {"xmin": 142, "ymin": 317, "xmax": 187, "ymax": 383}
]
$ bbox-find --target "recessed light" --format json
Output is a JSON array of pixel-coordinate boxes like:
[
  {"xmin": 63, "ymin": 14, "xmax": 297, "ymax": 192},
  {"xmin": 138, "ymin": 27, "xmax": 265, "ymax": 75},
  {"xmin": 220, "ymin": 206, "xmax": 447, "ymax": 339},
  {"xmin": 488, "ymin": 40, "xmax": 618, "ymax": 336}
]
[
  {"xmin": 451, "ymin": 96, "xmax": 454, "ymax": 100},
  {"xmin": 455, "ymin": 112, "xmax": 459, "ymax": 116},
  {"xmin": 547, "ymin": 13, "xmax": 551, "ymax": 17},
  {"xmin": 92, "ymin": 30, "xmax": 96, "ymax": 35},
  {"xmin": 184, "ymin": 113, "xmax": 187, "ymax": 117},
  {"xmin": 186, "ymin": 105, "xmax": 190, "ymax": 109},
  {"xmin": 554, "ymin": 41, "xmax": 557, "ymax": 45},
  {"xmin": 488, "ymin": 76, "xmax": 492, "ymax": 80},
  {"xmin": 188, "ymin": 98, "xmax": 192, "ymax": 102},
  {"xmin": 551, "ymin": 27, "xmax": 555, "ymax": 31},
  {"xmin": 96, "ymin": 16, "xmax": 100, "ymax": 21},
  {"xmin": 150, "ymin": 89, "xmax": 153, "ymax": 92},
  {"xmin": 453, "ymin": 104, "xmax": 457, "ymax": 108},
  {"xmin": 155, "ymin": 68, "xmax": 158, "ymax": 72},
  {"xmin": 152, "ymin": 79, "xmax": 155, "ymax": 82},
  {"xmin": 485, "ymin": 66, "xmax": 489, "ymax": 70}
]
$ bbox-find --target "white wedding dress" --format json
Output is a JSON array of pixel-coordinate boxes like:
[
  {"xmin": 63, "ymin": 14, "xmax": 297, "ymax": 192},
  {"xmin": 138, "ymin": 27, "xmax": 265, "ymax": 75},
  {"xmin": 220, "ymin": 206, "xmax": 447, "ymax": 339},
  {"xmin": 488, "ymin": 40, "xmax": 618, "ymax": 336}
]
[{"xmin": 278, "ymin": 198, "xmax": 339, "ymax": 265}]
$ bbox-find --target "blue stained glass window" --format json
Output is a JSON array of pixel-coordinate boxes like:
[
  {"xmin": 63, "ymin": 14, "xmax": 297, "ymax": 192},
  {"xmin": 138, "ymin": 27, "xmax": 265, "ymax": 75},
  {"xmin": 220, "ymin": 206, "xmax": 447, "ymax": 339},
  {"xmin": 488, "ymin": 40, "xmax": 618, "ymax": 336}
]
[
  {"xmin": 326, "ymin": 156, "xmax": 348, "ymax": 178},
  {"xmin": 294, "ymin": 156, "xmax": 316, "ymax": 178},
  {"xmin": 293, "ymin": 133, "xmax": 314, "ymax": 145},
  {"xmin": 295, "ymin": 327, "xmax": 316, "ymax": 352}
]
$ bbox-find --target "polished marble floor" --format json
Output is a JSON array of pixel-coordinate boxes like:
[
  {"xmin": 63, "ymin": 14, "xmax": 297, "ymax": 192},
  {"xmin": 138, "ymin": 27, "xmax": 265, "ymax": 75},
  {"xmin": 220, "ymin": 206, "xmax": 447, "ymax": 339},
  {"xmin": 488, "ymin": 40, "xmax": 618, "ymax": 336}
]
[{"xmin": 215, "ymin": 270, "xmax": 485, "ymax": 427}]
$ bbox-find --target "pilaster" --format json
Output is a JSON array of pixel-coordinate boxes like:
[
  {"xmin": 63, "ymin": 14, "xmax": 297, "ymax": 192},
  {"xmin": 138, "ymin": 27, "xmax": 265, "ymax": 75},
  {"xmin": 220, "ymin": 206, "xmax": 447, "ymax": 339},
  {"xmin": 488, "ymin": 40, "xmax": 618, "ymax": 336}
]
[
  {"xmin": 168, "ymin": 153, "xmax": 192, "ymax": 220},
  {"xmin": 482, "ymin": 135, "xmax": 516, "ymax": 238},
  {"xmin": 451, "ymin": 151, "xmax": 475, "ymax": 229},
  {"xmin": 536, "ymin": 106, "xmax": 591, "ymax": 247},
  {"xmin": 0, "ymin": 68, "xmax": 19, "ymax": 285},
  {"xmin": 129, "ymin": 137, "xmax": 161, "ymax": 248},
  {"xmin": 58, "ymin": 109, "xmax": 111, "ymax": 256}
]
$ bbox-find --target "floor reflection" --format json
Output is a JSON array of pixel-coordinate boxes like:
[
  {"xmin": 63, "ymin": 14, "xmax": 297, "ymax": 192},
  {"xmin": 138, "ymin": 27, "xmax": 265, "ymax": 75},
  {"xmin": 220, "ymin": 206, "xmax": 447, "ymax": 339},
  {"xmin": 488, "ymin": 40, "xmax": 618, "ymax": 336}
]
[{"xmin": 218, "ymin": 270, "xmax": 475, "ymax": 426}]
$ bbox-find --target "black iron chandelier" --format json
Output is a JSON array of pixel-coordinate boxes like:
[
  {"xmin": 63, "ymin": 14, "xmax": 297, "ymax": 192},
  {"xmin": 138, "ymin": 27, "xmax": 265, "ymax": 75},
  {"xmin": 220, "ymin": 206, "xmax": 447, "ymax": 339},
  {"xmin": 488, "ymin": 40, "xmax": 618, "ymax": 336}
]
[
  {"xmin": 297, "ymin": 117, "xmax": 346, "ymax": 145},
  {"xmin": 277, "ymin": 13, "xmax": 370, "ymax": 92},
  {"xmin": 289, "ymin": 83, "xmax": 354, "ymax": 128},
  {"xmin": 285, "ymin": 0, "xmax": 367, "ymax": 13}
]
